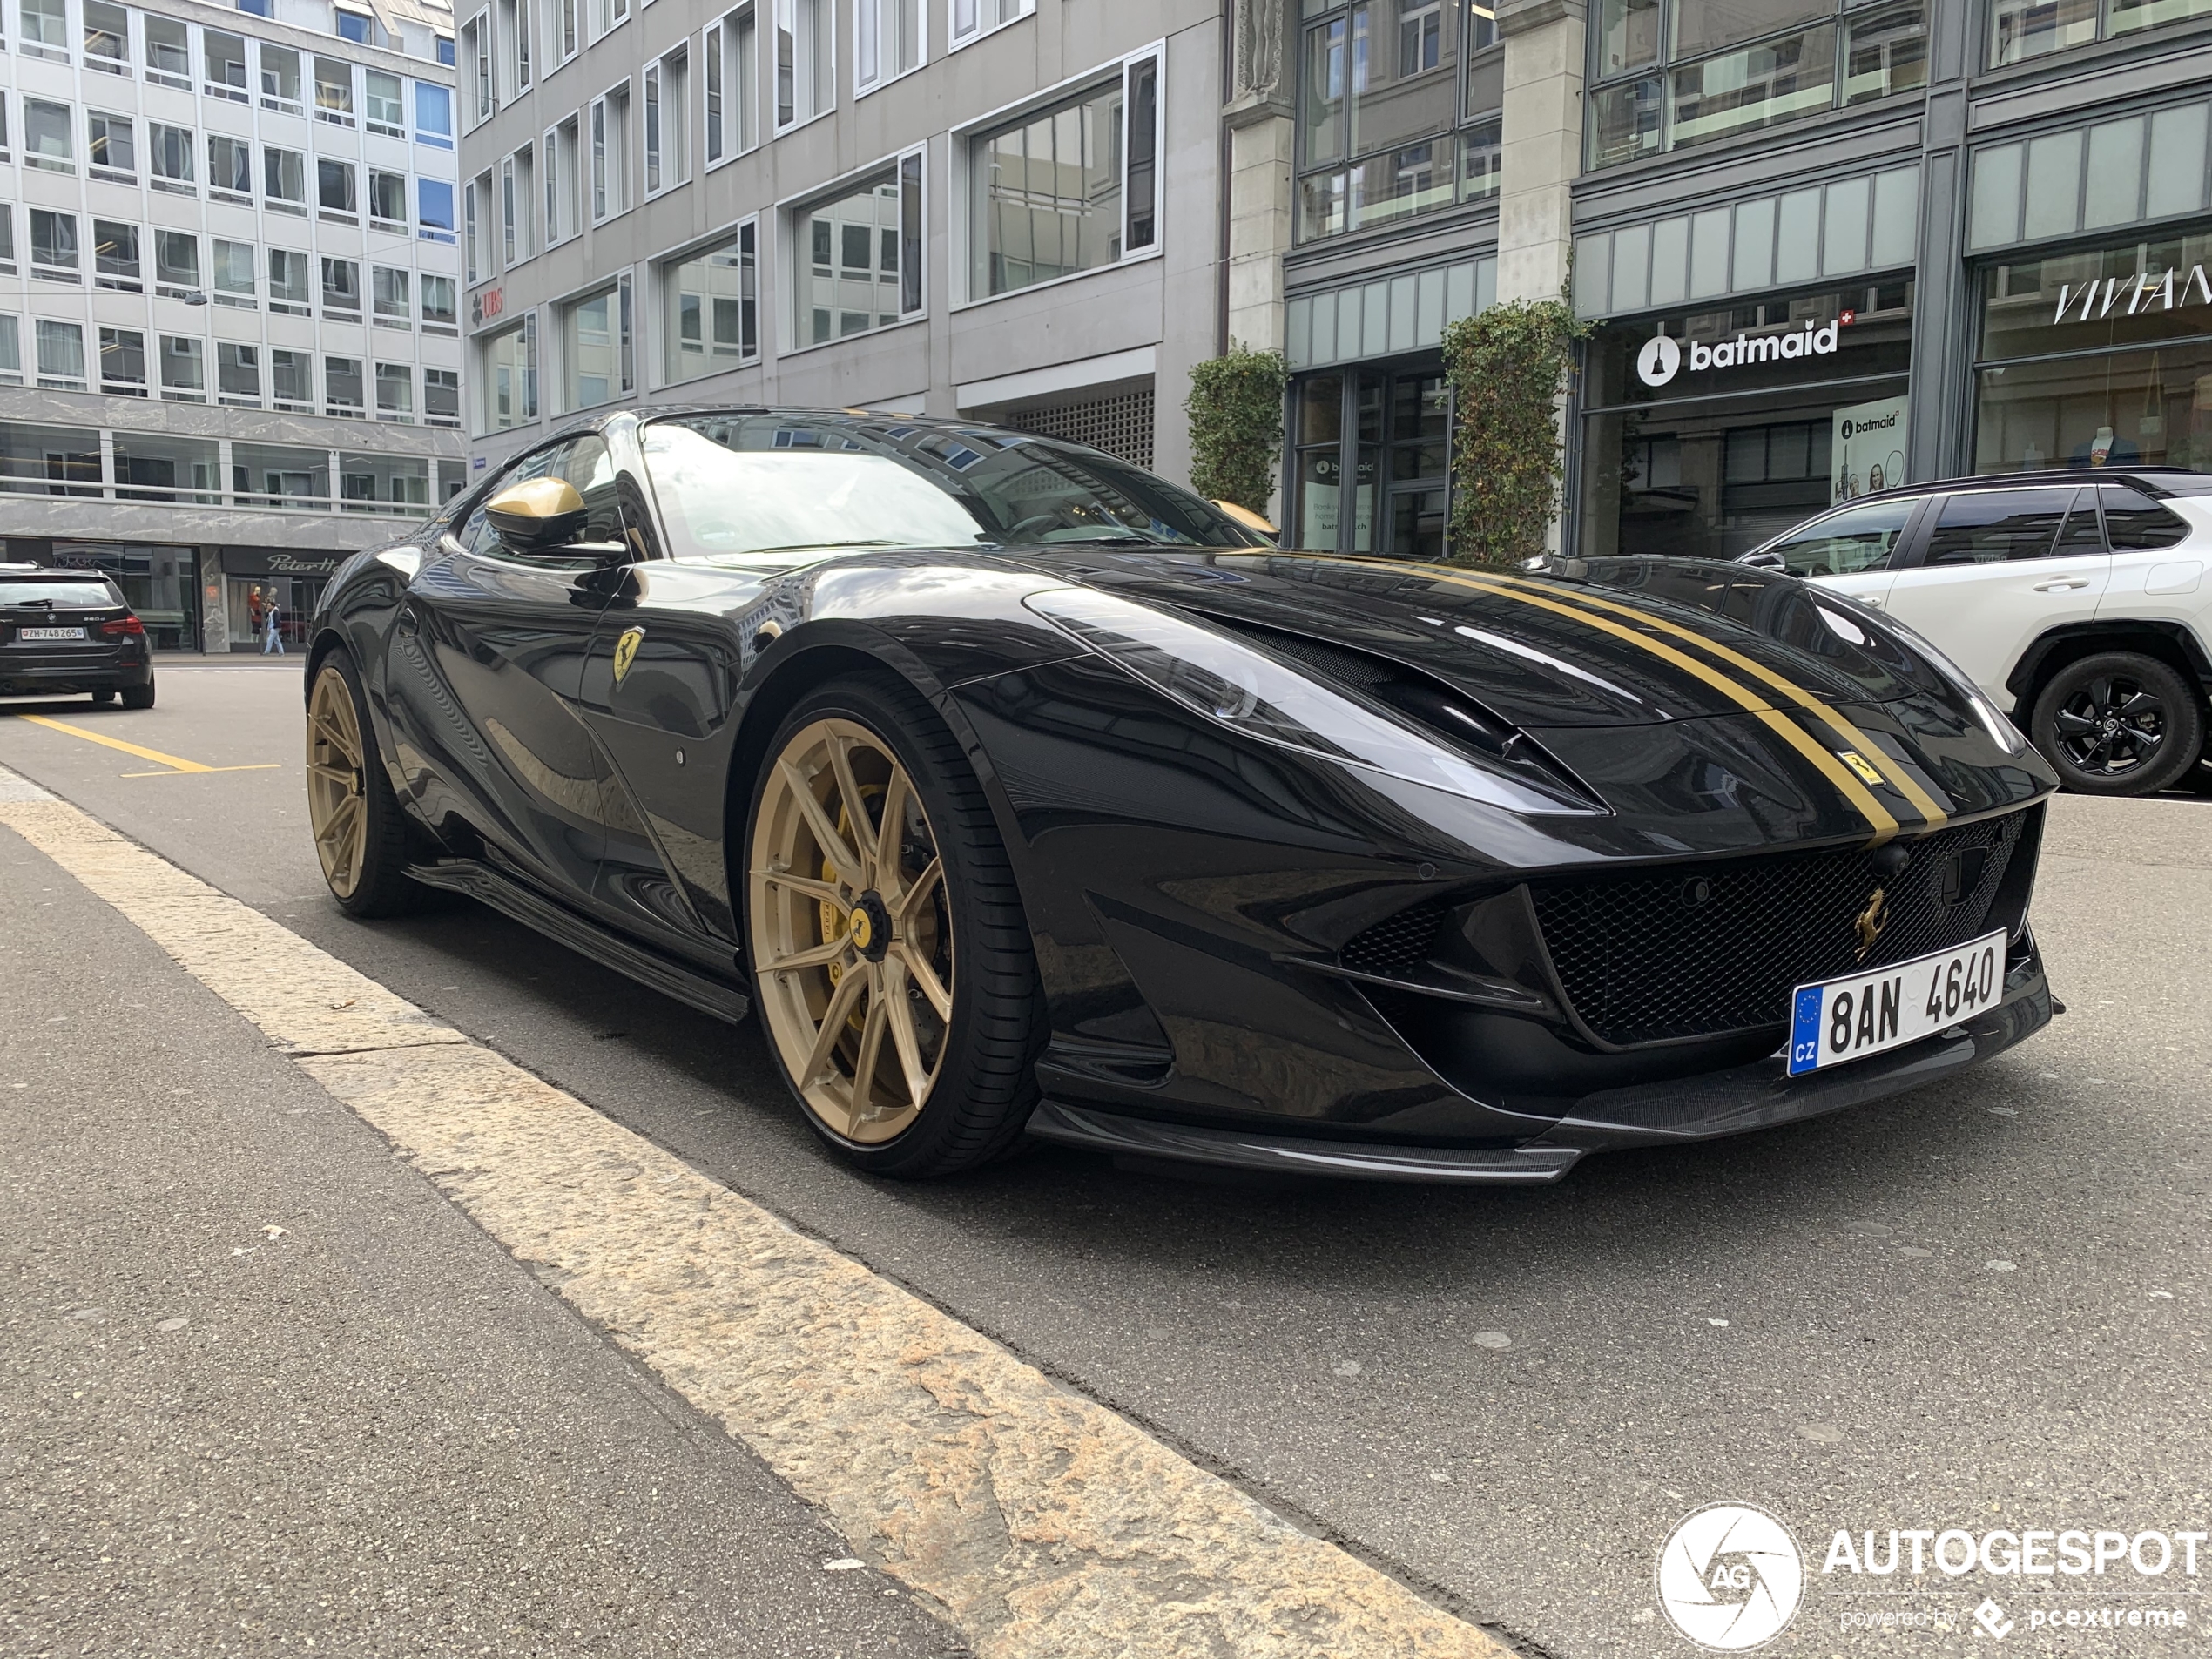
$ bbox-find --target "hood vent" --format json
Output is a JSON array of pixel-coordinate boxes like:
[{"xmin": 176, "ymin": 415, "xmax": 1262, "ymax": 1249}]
[{"xmin": 1190, "ymin": 611, "xmax": 1602, "ymax": 808}]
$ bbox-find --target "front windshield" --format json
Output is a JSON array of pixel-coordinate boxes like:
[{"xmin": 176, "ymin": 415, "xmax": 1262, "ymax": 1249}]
[{"xmin": 644, "ymin": 415, "xmax": 1267, "ymax": 558}]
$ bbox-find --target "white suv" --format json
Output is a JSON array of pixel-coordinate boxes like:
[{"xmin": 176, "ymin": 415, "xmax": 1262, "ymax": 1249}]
[{"xmin": 1743, "ymin": 470, "xmax": 2212, "ymax": 796}]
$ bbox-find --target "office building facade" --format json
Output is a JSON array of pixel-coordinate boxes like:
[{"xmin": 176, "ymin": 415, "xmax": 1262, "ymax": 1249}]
[
  {"xmin": 1, "ymin": 0, "xmax": 465, "ymax": 651},
  {"xmin": 455, "ymin": 0, "xmax": 1225, "ymax": 485}
]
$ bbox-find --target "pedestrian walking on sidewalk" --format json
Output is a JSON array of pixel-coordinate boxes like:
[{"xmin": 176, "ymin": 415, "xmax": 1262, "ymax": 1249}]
[{"xmin": 263, "ymin": 597, "xmax": 286, "ymax": 655}]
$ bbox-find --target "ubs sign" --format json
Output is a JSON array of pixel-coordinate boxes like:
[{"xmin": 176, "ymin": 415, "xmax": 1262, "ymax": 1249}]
[{"xmin": 1637, "ymin": 320, "xmax": 1844, "ymax": 388}]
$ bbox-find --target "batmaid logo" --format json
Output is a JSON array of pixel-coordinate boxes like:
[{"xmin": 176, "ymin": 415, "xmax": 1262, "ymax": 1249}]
[
  {"xmin": 1656, "ymin": 1503, "xmax": 1805, "ymax": 1650},
  {"xmin": 1637, "ymin": 322, "xmax": 1842, "ymax": 388}
]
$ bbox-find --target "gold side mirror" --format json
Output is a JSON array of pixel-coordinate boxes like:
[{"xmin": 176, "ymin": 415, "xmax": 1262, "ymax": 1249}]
[
  {"xmin": 486, "ymin": 476, "xmax": 589, "ymax": 552},
  {"xmin": 1212, "ymin": 499, "xmax": 1278, "ymax": 540}
]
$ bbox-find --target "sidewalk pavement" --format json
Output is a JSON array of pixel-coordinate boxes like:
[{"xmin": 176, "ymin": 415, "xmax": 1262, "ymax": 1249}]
[{"xmin": 0, "ymin": 817, "xmax": 964, "ymax": 1658}]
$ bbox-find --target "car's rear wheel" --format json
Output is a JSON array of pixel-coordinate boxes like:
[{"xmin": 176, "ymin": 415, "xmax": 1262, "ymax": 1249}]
[
  {"xmin": 745, "ymin": 675, "xmax": 1042, "ymax": 1177},
  {"xmin": 120, "ymin": 676, "xmax": 154, "ymax": 711},
  {"xmin": 307, "ymin": 652, "xmax": 423, "ymax": 915},
  {"xmin": 2030, "ymin": 651, "xmax": 2205, "ymax": 797}
]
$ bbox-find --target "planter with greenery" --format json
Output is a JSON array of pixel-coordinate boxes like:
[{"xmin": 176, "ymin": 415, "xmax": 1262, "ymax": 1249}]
[
  {"xmin": 1440, "ymin": 298, "xmax": 1589, "ymax": 567},
  {"xmin": 1184, "ymin": 345, "xmax": 1288, "ymax": 518}
]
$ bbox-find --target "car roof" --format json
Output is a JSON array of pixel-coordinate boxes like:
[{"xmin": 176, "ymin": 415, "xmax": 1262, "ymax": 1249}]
[{"xmin": 1837, "ymin": 467, "xmax": 2212, "ymax": 504}]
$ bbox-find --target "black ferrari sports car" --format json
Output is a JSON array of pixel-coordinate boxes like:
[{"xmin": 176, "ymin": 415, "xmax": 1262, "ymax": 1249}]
[{"xmin": 304, "ymin": 408, "xmax": 2058, "ymax": 1183}]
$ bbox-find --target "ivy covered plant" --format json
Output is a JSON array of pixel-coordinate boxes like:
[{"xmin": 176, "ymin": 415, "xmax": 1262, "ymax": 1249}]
[
  {"xmin": 1184, "ymin": 345, "xmax": 1288, "ymax": 517},
  {"xmin": 1441, "ymin": 298, "xmax": 1590, "ymax": 567}
]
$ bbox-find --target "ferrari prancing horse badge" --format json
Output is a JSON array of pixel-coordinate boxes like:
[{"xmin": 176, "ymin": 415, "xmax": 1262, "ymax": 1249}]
[{"xmin": 612, "ymin": 626, "xmax": 644, "ymax": 685}]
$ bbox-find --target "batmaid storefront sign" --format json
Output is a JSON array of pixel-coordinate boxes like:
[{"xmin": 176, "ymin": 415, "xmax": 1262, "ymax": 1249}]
[{"xmin": 1636, "ymin": 321, "xmax": 1844, "ymax": 388}]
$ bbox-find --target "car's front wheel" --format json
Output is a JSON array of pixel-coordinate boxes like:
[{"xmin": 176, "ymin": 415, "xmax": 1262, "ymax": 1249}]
[
  {"xmin": 307, "ymin": 651, "xmax": 424, "ymax": 915},
  {"xmin": 744, "ymin": 674, "xmax": 1042, "ymax": 1177},
  {"xmin": 2030, "ymin": 650, "xmax": 2206, "ymax": 796}
]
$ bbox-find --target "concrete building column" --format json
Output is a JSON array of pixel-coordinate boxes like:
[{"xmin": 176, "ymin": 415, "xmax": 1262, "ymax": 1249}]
[
  {"xmin": 1223, "ymin": 0, "xmax": 1294, "ymax": 354},
  {"xmin": 1494, "ymin": 0, "xmax": 1585, "ymax": 304},
  {"xmin": 1224, "ymin": 106, "xmax": 1295, "ymax": 353}
]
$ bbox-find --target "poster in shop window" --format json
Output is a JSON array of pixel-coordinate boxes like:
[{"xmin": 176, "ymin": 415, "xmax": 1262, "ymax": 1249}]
[{"xmin": 1831, "ymin": 395, "xmax": 1909, "ymax": 503}]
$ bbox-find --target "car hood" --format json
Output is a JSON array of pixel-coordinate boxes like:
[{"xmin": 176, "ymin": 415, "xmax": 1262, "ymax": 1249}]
[{"xmin": 1022, "ymin": 548, "xmax": 1958, "ymax": 731}]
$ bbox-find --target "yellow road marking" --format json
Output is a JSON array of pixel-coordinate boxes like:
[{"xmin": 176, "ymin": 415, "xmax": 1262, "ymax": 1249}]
[
  {"xmin": 1339, "ymin": 560, "xmax": 1903, "ymax": 846},
  {"xmin": 0, "ymin": 772, "xmax": 1512, "ymax": 1659},
  {"xmin": 10, "ymin": 712, "xmax": 279, "ymax": 778},
  {"xmin": 1485, "ymin": 572, "xmax": 1952, "ymax": 832}
]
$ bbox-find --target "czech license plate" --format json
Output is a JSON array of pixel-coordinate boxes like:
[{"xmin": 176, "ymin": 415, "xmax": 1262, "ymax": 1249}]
[
  {"xmin": 17, "ymin": 626, "xmax": 86, "ymax": 641},
  {"xmin": 1787, "ymin": 930, "xmax": 2007, "ymax": 1076}
]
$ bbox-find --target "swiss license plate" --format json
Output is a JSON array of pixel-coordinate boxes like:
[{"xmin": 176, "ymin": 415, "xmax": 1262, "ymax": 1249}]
[
  {"xmin": 17, "ymin": 626, "xmax": 86, "ymax": 641},
  {"xmin": 1787, "ymin": 930, "xmax": 2007, "ymax": 1076}
]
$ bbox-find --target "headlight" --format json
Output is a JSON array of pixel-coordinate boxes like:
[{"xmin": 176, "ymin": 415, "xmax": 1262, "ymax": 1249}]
[{"xmin": 1023, "ymin": 587, "xmax": 1588, "ymax": 813}]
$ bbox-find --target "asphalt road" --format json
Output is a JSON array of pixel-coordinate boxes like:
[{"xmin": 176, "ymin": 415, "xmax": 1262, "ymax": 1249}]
[{"xmin": 4, "ymin": 662, "xmax": 2209, "ymax": 1658}]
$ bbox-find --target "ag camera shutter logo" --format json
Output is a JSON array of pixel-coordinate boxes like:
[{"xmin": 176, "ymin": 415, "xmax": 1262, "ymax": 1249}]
[
  {"xmin": 1656, "ymin": 1503, "xmax": 1805, "ymax": 1650},
  {"xmin": 1636, "ymin": 334, "xmax": 1683, "ymax": 388}
]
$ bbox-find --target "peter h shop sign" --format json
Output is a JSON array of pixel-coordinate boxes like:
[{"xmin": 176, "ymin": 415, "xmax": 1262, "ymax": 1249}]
[{"xmin": 1637, "ymin": 320, "xmax": 1844, "ymax": 388}]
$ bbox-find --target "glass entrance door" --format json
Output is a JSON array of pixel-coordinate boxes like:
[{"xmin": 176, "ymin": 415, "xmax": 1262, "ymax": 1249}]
[{"xmin": 1290, "ymin": 364, "xmax": 1449, "ymax": 556}]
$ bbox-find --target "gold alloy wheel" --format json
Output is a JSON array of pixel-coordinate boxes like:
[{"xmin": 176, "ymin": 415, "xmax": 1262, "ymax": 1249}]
[
  {"xmin": 749, "ymin": 718, "xmax": 953, "ymax": 1144},
  {"xmin": 306, "ymin": 664, "xmax": 369, "ymax": 898}
]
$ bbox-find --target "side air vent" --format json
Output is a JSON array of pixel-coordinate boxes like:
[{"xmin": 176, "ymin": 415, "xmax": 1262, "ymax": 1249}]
[
  {"xmin": 1190, "ymin": 612, "xmax": 1600, "ymax": 807},
  {"xmin": 1339, "ymin": 899, "xmax": 1456, "ymax": 974}
]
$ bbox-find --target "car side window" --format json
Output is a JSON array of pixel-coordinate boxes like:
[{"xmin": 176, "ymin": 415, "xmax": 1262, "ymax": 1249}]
[
  {"xmin": 450, "ymin": 438, "xmax": 621, "ymax": 559},
  {"xmin": 2101, "ymin": 484, "xmax": 2190, "ymax": 551},
  {"xmin": 1920, "ymin": 488, "xmax": 2075, "ymax": 565},
  {"xmin": 1763, "ymin": 499, "xmax": 1917, "ymax": 577}
]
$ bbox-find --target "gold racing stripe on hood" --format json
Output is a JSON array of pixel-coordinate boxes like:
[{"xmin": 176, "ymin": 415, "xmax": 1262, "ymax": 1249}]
[
  {"xmin": 1332, "ymin": 558, "xmax": 1902, "ymax": 846},
  {"xmin": 1480, "ymin": 571, "xmax": 1951, "ymax": 833}
]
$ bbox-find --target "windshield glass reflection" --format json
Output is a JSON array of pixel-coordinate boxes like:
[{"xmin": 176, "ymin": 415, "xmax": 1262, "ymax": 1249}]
[{"xmin": 643, "ymin": 414, "xmax": 1267, "ymax": 557}]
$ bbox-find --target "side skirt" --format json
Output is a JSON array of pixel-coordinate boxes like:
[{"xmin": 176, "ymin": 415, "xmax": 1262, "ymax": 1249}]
[{"xmin": 406, "ymin": 857, "xmax": 751, "ymax": 1024}]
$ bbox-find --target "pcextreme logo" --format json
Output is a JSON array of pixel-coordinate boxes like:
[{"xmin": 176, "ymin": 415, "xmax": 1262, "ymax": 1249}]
[{"xmin": 1656, "ymin": 1503, "xmax": 1806, "ymax": 1650}]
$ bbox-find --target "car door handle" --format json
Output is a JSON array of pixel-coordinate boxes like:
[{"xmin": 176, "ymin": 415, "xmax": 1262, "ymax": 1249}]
[{"xmin": 2033, "ymin": 576, "xmax": 2091, "ymax": 591}]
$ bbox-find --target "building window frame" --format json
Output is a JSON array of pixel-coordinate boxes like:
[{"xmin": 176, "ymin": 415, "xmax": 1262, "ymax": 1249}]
[
  {"xmin": 556, "ymin": 274, "xmax": 637, "ymax": 411},
  {"xmin": 644, "ymin": 45, "xmax": 689, "ymax": 196},
  {"xmin": 948, "ymin": 0, "xmax": 1034, "ymax": 54},
  {"xmin": 783, "ymin": 147, "xmax": 926, "ymax": 352},
  {"xmin": 590, "ymin": 81, "xmax": 633, "ymax": 222},
  {"xmin": 774, "ymin": 0, "xmax": 835, "ymax": 132},
  {"xmin": 705, "ymin": 5, "xmax": 760, "ymax": 166},
  {"xmin": 856, "ymin": 0, "xmax": 924, "ymax": 97},
  {"xmin": 956, "ymin": 47, "xmax": 1163, "ymax": 307},
  {"xmin": 658, "ymin": 216, "xmax": 760, "ymax": 386},
  {"xmin": 1585, "ymin": 0, "xmax": 1928, "ymax": 173}
]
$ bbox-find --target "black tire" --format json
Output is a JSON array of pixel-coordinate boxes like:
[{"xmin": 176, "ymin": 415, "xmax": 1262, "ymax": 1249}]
[
  {"xmin": 90, "ymin": 690, "xmax": 117, "ymax": 705},
  {"xmin": 2030, "ymin": 651, "xmax": 2205, "ymax": 797},
  {"xmin": 309, "ymin": 651, "xmax": 427, "ymax": 917},
  {"xmin": 119, "ymin": 677, "xmax": 154, "ymax": 711},
  {"xmin": 744, "ymin": 672, "xmax": 1043, "ymax": 1178}
]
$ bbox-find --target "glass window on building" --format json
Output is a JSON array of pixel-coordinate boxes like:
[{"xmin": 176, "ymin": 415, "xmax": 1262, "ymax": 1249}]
[
  {"xmin": 159, "ymin": 335, "xmax": 207, "ymax": 401},
  {"xmin": 87, "ymin": 111, "xmax": 136, "ymax": 179},
  {"xmin": 21, "ymin": 0, "xmax": 68, "ymax": 59},
  {"xmin": 341, "ymin": 454, "xmax": 431, "ymax": 516},
  {"xmin": 426, "ymin": 368, "xmax": 462, "ymax": 426},
  {"xmin": 367, "ymin": 70, "xmax": 406, "ymax": 135},
  {"xmin": 1973, "ymin": 226, "xmax": 2212, "ymax": 475},
  {"xmin": 99, "ymin": 327, "xmax": 147, "ymax": 395},
  {"xmin": 155, "ymin": 230, "xmax": 199, "ymax": 296},
  {"xmin": 969, "ymin": 57, "xmax": 1157, "ymax": 298},
  {"xmin": 1297, "ymin": 0, "xmax": 1501, "ymax": 242},
  {"xmin": 94, "ymin": 219, "xmax": 143, "ymax": 291},
  {"xmin": 213, "ymin": 239, "xmax": 257, "ymax": 305},
  {"xmin": 36, "ymin": 321, "xmax": 86, "ymax": 391},
  {"xmin": 326, "ymin": 355, "xmax": 367, "ymax": 416},
  {"xmin": 219, "ymin": 342, "xmax": 261, "ymax": 406},
  {"xmin": 0, "ymin": 421, "xmax": 98, "ymax": 493},
  {"xmin": 270, "ymin": 249, "xmax": 314, "ymax": 314},
  {"xmin": 260, "ymin": 144, "xmax": 306, "ymax": 210},
  {"xmin": 145, "ymin": 17, "xmax": 191, "ymax": 85},
  {"xmin": 419, "ymin": 177, "xmax": 458, "ymax": 241},
  {"xmin": 796, "ymin": 156, "xmax": 921, "ymax": 344},
  {"xmin": 416, "ymin": 81, "xmax": 455, "ymax": 147},
  {"xmin": 30, "ymin": 209, "xmax": 80, "ymax": 279},
  {"xmin": 773, "ymin": 0, "xmax": 834, "ymax": 128},
  {"xmin": 705, "ymin": 6, "xmax": 759, "ymax": 162},
  {"xmin": 375, "ymin": 362, "xmax": 415, "ymax": 422},
  {"xmin": 323, "ymin": 257, "xmax": 363, "ymax": 316},
  {"xmin": 84, "ymin": 0, "xmax": 129, "ymax": 72},
  {"xmin": 1988, "ymin": 0, "xmax": 2212, "ymax": 65},
  {"xmin": 422, "ymin": 274, "xmax": 460, "ymax": 329},
  {"xmin": 1287, "ymin": 368, "xmax": 1452, "ymax": 555},
  {"xmin": 232, "ymin": 442, "xmax": 329, "ymax": 509},
  {"xmin": 663, "ymin": 224, "xmax": 756, "ymax": 384},
  {"xmin": 206, "ymin": 30, "xmax": 251, "ymax": 99},
  {"xmin": 564, "ymin": 280, "xmax": 632, "ymax": 409},
  {"xmin": 271, "ymin": 348, "xmax": 316, "ymax": 411},
  {"xmin": 1579, "ymin": 278, "xmax": 1916, "ymax": 562},
  {"xmin": 261, "ymin": 44, "xmax": 304, "ymax": 111},
  {"xmin": 114, "ymin": 435, "xmax": 219, "ymax": 503},
  {"xmin": 319, "ymin": 158, "xmax": 359, "ymax": 218},
  {"xmin": 315, "ymin": 57, "xmax": 356, "ymax": 124},
  {"xmin": 482, "ymin": 315, "xmax": 539, "ymax": 431},
  {"xmin": 1588, "ymin": 0, "xmax": 1925, "ymax": 171},
  {"xmin": 151, "ymin": 122, "xmax": 197, "ymax": 192},
  {"xmin": 25, "ymin": 98, "xmax": 75, "ymax": 172}
]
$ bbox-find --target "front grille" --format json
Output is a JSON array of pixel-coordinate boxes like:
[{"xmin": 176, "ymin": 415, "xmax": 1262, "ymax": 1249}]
[{"xmin": 1529, "ymin": 814, "xmax": 2029, "ymax": 1046}]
